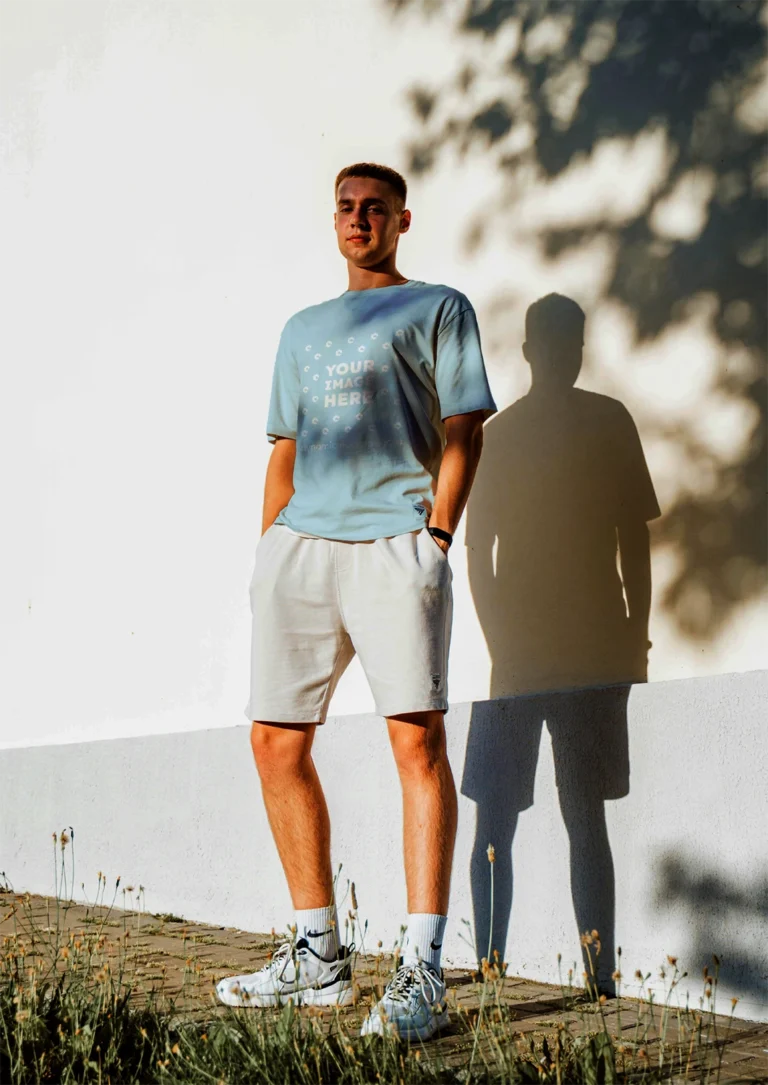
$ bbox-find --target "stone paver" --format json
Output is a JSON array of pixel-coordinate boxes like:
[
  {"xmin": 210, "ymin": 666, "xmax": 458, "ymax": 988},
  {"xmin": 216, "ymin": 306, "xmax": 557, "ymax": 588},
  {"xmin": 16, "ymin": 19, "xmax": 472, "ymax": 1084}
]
[{"xmin": 2, "ymin": 892, "xmax": 767, "ymax": 1082}]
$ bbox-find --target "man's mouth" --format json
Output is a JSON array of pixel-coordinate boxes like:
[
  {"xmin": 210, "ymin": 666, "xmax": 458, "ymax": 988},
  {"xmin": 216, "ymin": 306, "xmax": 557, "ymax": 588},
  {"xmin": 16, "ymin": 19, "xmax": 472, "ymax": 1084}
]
[{"xmin": 348, "ymin": 235, "xmax": 369, "ymax": 243}]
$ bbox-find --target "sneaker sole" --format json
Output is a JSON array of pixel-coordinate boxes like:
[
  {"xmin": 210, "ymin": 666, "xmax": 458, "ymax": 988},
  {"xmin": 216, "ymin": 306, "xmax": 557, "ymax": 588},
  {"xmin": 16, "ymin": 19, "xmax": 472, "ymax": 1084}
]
[
  {"xmin": 217, "ymin": 979, "xmax": 354, "ymax": 1009},
  {"xmin": 361, "ymin": 1007, "xmax": 450, "ymax": 1041}
]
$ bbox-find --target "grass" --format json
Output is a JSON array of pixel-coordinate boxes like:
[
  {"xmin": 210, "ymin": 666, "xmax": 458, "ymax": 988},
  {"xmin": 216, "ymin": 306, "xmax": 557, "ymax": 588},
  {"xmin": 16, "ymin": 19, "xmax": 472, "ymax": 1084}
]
[{"xmin": 0, "ymin": 833, "xmax": 750, "ymax": 1084}]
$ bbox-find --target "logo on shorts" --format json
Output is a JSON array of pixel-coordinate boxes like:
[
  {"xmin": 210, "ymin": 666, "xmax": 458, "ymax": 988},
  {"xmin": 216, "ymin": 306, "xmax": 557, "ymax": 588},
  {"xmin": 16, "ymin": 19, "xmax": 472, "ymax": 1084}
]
[{"xmin": 431, "ymin": 673, "xmax": 442, "ymax": 691}]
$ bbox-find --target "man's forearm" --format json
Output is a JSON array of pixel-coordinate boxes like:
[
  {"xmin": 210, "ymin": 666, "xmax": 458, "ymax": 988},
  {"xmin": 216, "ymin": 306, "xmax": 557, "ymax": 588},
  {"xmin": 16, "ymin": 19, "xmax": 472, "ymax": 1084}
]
[
  {"xmin": 262, "ymin": 438, "xmax": 296, "ymax": 535},
  {"xmin": 430, "ymin": 415, "xmax": 485, "ymax": 537}
]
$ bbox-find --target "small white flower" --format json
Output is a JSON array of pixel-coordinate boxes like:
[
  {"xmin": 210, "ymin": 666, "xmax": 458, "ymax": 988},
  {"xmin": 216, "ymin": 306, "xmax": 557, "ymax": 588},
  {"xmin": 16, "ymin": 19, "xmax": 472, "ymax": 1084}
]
[
  {"xmin": 326, "ymin": 340, "xmax": 332, "ymax": 347},
  {"xmin": 382, "ymin": 364, "xmax": 390, "ymax": 372},
  {"xmin": 322, "ymin": 427, "xmax": 329, "ymax": 435},
  {"xmin": 314, "ymin": 353, "xmax": 322, "ymax": 360},
  {"xmin": 302, "ymin": 430, "xmax": 309, "ymax": 437},
  {"xmin": 313, "ymin": 374, "xmax": 319, "ymax": 381},
  {"xmin": 333, "ymin": 415, "xmax": 340, "ymax": 422},
  {"xmin": 382, "ymin": 342, "xmax": 391, "ymax": 350},
  {"xmin": 371, "ymin": 332, "xmax": 379, "ymax": 340},
  {"xmin": 312, "ymin": 396, "xmax": 319, "ymax": 402},
  {"xmin": 358, "ymin": 346, "xmax": 365, "ymax": 353},
  {"xmin": 348, "ymin": 336, "xmax": 355, "ymax": 343},
  {"xmin": 304, "ymin": 365, "xmax": 310, "ymax": 372},
  {"xmin": 395, "ymin": 422, "xmax": 402, "ymax": 429},
  {"xmin": 305, "ymin": 345, "xmax": 312, "ymax": 351},
  {"xmin": 395, "ymin": 329, "xmax": 405, "ymax": 338},
  {"xmin": 312, "ymin": 417, "xmax": 319, "ymax": 424},
  {"xmin": 336, "ymin": 349, "xmax": 343, "ymax": 356},
  {"xmin": 345, "ymin": 426, "xmax": 351, "ymax": 432},
  {"xmin": 356, "ymin": 413, "xmax": 363, "ymax": 421},
  {"xmin": 302, "ymin": 407, "xmax": 308, "ymax": 414},
  {"xmin": 303, "ymin": 387, "xmax": 309, "ymax": 393}
]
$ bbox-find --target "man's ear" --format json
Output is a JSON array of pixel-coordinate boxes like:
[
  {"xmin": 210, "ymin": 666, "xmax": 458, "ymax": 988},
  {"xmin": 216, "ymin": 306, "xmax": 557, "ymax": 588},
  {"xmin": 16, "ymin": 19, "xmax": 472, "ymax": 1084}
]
[
  {"xmin": 333, "ymin": 211, "xmax": 337, "ymax": 229},
  {"xmin": 399, "ymin": 208, "xmax": 411, "ymax": 235},
  {"xmin": 522, "ymin": 340, "xmax": 532, "ymax": 365}
]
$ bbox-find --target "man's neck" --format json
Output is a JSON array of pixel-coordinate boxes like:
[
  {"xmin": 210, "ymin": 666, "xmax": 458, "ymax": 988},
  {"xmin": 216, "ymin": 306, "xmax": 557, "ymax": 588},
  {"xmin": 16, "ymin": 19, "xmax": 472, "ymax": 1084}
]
[{"xmin": 346, "ymin": 260, "xmax": 408, "ymax": 292}]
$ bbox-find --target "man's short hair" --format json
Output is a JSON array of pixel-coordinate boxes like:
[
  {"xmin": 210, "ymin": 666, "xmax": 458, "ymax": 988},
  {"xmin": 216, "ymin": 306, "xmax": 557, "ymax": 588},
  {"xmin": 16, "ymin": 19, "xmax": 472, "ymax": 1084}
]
[
  {"xmin": 525, "ymin": 293, "xmax": 585, "ymax": 343},
  {"xmin": 335, "ymin": 163, "xmax": 407, "ymax": 207}
]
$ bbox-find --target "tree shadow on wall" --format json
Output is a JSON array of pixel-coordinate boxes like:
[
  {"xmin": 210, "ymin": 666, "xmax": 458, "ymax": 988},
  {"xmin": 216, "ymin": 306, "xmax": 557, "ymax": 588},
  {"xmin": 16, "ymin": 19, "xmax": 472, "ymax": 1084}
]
[
  {"xmin": 460, "ymin": 293, "xmax": 660, "ymax": 989},
  {"xmin": 655, "ymin": 853, "xmax": 768, "ymax": 1007},
  {"xmin": 386, "ymin": 0, "xmax": 767, "ymax": 644}
]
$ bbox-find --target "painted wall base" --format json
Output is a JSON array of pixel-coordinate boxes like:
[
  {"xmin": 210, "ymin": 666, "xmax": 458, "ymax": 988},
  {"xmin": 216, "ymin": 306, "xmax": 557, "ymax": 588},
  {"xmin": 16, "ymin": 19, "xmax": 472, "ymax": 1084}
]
[{"xmin": 2, "ymin": 670, "xmax": 766, "ymax": 1020}]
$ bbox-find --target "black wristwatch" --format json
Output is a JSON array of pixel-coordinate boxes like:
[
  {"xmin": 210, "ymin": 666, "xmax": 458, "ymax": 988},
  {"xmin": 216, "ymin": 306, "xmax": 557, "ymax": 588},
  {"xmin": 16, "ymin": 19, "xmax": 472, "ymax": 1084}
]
[{"xmin": 428, "ymin": 526, "xmax": 453, "ymax": 548}]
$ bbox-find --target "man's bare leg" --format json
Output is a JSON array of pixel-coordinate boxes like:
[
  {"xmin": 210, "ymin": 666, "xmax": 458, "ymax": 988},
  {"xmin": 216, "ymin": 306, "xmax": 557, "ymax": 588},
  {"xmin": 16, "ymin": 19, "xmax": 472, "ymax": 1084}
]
[
  {"xmin": 216, "ymin": 721, "xmax": 349, "ymax": 1007},
  {"xmin": 386, "ymin": 710, "xmax": 458, "ymax": 915},
  {"xmin": 250, "ymin": 721, "xmax": 333, "ymax": 909},
  {"xmin": 358, "ymin": 711, "xmax": 456, "ymax": 1036}
]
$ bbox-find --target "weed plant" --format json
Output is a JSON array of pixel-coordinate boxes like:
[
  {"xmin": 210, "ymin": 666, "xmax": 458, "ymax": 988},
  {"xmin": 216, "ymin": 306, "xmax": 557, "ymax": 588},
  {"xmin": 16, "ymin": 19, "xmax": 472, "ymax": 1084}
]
[{"xmin": 0, "ymin": 833, "xmax": 747, "ymax": 1083}]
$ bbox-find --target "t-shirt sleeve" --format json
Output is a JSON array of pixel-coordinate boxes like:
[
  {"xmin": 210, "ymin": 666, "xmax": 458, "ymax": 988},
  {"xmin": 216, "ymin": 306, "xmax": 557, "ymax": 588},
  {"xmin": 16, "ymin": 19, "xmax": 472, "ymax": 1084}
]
[
  {"xmin": 266, "ymin": 320, "xmax": 300, "ymax": 443},
  {"xmin": 614, "ymin": 405, "xmax": 661, "ymax": 523},
  {"xmin": 435, "ymin": 302, "xmax": 497, "ymax": 421}
]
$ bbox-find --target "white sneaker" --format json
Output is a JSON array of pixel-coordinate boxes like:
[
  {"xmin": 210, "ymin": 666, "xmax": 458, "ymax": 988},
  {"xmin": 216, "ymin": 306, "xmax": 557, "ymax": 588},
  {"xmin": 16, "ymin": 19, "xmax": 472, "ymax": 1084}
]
[
  {"xmin": 216, "ymin": 938, "xmax": 354, "ymax": 1008},
  {"xmin": 360, "ymin": 960, "xmax": 449, "ymax": 1041}
]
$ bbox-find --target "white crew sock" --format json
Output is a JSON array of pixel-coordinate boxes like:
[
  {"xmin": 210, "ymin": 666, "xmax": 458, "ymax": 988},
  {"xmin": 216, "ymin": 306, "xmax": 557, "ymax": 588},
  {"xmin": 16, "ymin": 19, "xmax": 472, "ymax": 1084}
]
[
  {"xmin": 294, "ymin": 905, "xmax": 339, "ymax": 960},
  {"xmin": 401, "ymin": 913, "xmax": 447, "ymax": 971}
]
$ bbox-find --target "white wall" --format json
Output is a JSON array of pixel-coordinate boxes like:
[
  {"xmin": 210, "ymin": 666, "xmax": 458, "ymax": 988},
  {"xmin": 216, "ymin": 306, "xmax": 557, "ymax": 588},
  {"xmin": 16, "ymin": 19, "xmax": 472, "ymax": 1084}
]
[
  {"xmin": 2, "ymin": 0, "xmax": 766, "ymax": 1023},
  {"xmin": 2, "ymin": 0, "xmax": 766, "ymax": 749},
  {"xmin": 2, "ymin": 672, "xmax": 767, "ymax": 1020}
]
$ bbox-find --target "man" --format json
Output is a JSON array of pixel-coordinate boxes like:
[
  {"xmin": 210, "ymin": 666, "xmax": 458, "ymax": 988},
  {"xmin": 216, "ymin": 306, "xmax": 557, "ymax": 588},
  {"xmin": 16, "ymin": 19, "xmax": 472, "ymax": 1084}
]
[{"xmin": 216, "ymin": 163, "xmax": 496, "ymax": 1040}]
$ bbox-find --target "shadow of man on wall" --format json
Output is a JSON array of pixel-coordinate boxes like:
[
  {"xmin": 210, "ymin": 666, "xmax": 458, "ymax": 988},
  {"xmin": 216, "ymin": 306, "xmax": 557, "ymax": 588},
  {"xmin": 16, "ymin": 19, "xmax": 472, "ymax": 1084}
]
[{"xmin": 462, "ymin": 294, "xmax": 661, "ymax": 991}]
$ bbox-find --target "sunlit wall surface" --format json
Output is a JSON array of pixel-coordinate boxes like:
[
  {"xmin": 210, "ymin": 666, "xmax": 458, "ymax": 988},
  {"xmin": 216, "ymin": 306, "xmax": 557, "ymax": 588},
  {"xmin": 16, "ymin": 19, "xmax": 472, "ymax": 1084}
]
[{"xmin": 2, "ymin": 0, "xmax": 766, "ymax": 748}]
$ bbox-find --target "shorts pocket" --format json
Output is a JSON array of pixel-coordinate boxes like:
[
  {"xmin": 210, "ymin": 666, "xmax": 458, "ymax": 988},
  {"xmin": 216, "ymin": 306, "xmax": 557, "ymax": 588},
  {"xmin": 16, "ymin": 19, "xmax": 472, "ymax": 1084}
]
[
  {"xmin": 416, "ymin": 530, "xmax": 451, "ymax": 585},
  {"xmin": 422, "ymin": 528, "xmax": 449, "ymax": 561},
  {"xmin": 250, "ymin": 524, "xmax": 282, "ymax": 587}
]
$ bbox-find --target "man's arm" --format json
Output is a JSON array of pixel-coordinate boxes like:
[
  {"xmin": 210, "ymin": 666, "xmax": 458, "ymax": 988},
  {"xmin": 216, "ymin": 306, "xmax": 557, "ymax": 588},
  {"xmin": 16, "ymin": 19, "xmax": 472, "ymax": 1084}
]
[
  {"xmin": 262, "ymin": 437, "xmax": 296, "ymax": 535},
  {"xmin": 429, "ymin": 411, "xmax": 486, "ymax": 551},
  {"xmin": 618, "ymin": 517, "xmax": 652, "ymax": 677}
]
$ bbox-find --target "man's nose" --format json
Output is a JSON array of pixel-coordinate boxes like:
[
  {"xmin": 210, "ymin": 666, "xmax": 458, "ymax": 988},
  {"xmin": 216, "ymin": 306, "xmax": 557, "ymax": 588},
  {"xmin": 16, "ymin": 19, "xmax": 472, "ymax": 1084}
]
[{"xmin": 350, "ymin": 209, "xmax": 370, "ymax": 230}]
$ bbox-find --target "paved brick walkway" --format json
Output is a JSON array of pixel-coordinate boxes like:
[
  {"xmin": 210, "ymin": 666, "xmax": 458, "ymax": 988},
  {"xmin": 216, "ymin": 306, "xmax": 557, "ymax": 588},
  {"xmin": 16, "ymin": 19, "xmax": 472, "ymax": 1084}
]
[{"xmin": 3, "ymin": 893, "xmax": 767, "ymax": 1082}]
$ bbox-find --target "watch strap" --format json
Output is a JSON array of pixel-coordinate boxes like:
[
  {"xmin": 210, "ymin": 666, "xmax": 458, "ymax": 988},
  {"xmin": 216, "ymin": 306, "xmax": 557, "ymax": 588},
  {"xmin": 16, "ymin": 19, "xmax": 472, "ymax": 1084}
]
[{"xmin": 428, "ymin": 526, "xmax": 453, "ymax": 548}]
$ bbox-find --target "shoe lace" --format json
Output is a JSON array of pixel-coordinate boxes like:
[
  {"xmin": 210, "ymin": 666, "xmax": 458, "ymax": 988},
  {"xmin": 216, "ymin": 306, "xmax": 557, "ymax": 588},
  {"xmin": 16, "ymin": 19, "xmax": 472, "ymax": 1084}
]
[
  {"xmin": 259, "ymin": 938, "xmax": 353, "ymax": 977},
  {"xmin": 385, "ymin": 961, "xmax": 441, "ymax": 1005},
  {"xmin": 260, "ymin": 941, "xmax": 293, "ymax": 974}
]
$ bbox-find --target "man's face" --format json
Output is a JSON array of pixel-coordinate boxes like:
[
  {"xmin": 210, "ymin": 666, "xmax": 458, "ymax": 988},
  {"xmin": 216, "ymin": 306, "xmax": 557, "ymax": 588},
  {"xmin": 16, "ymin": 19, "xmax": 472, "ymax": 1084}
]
[{"xmin": 334, "ymin": 176, "xmax": 410, "ymax": 267}]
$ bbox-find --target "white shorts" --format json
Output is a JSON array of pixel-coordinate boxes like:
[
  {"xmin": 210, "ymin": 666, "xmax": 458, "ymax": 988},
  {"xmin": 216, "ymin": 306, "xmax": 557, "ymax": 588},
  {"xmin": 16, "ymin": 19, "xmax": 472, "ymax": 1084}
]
[{"xmin": 245, "ymin": 525, "xmax": 453, "ymax": 723}]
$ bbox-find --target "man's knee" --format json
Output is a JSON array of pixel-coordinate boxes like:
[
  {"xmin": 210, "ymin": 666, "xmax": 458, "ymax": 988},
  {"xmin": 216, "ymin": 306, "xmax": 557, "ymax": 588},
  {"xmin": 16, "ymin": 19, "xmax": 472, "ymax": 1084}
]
[
  {"xmin": 250, "ymin": 721, "xmax": 313, "ymax": 780},
  {"xmin": 389, "ymin": 712, "xmax": 448, "ymax": 777}
]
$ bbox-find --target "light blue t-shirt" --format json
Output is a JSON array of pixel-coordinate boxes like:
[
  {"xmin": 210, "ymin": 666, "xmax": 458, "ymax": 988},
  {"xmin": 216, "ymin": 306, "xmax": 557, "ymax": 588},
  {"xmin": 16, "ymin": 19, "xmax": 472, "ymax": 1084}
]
[{"xmin": 266, "ymin": 280, "xmax": 497, "ymax": 541}]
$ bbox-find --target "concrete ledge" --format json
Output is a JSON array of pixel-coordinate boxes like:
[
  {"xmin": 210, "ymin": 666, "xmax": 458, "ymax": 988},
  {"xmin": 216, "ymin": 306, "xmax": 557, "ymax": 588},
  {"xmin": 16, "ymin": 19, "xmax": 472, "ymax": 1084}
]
[{"xmin": 2, "ymin": 670, "xmax": 766, "ymax": 1020}]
